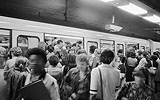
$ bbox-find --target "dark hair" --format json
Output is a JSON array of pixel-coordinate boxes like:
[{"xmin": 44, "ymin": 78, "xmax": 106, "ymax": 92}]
[
  {"xmin": 120, "ymin": 56, "xmax": 126, "ymax": 64},
  {"xmin": 48, "ymin": 55, "xmax": 59, "ymax": 67},
  {"xmin": 100, "ymin": 49, "xmax": 115, "ymax": 64},
  {"xmin": 133, "ymin": 67, "xmax": 149, "ymax": 79},
  {"xmin": 76, "ymin": 40, "xmax": 82, "ymax": 44},
  {"xmin": 26, "ymin": 48, "xmax": 47, "ymax": 63},
  {"xmin": 57, "ymin": 40, "xmax": 63, "ymax": 44},
  {"xmin": 89, "ymin": 45, "xmax": 97, "ymax": 54},
  {"xmin": 151, "ymin": 55, "xmax": 158, "ymax": 61},
  {"xmin": 127, "ymin": 51, "xmax": 136, "ymax": 58},
  {"xmin": 47, "ymin": 45, "xmax": 54, "ymax": 53},
  {"xmin": 153, "ymin": 51, "xmax": 160, "ymax": 58},
  {"xmin": 118, "ymin": 49, "xmax": 123, "ymax": 54},
  {"xmin": 72, "ymin": 43, "xmax": 77, "ymax": 47}
]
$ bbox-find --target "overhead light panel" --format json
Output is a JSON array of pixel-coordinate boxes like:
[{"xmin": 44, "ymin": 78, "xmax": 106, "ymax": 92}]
[
  {"xmin": 143, "ymin": 15, "xmax": 160, "ymax": 23},
  {"xmin": 118, "ymin": 3, "xmax": 147, "ymax": 15},
  {"xmin": 100, "ymin": 0, "xmax": 114, "ymax": 2}
]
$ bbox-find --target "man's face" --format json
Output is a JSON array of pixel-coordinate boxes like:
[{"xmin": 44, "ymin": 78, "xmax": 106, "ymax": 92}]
[
  {"xmin": 28, "ymin": 55, "xmax": 45, "ymax": 73},
  {"xmin": 76, "ymin": 61, "xmax": 87, "ymax": 72}
]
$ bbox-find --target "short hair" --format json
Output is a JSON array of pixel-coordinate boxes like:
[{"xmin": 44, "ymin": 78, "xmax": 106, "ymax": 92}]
[
  {"xmin": 57, "ymin": 40, "xmax": 63, "ymax": 44},
  {"xmin": 120, "ymin": 56, "xmax": 126, "ymax": 64},
  {"xmin": 48, "ymin": 55, "xmax": 59, "ymax": 67},
  {"xmin": 89, "ymin": 45, "xmax": 97, "ymax": 54},
  {"xmin": 76, "ymin": 53, "xmax": 88, "ymax": 64},
  {"xmin": 118, "ymin": 49, "xmax": 123, "ymax": 54},
  {"xmin": 100, "ymin": 49, "xmax": 115, "ymax": 64},
  {"xmin": 151, "ymin": 55, "xmax": 158, "ymax": 61},
  {"xmin": 76, "ymin": 40, "xmax": 82, "ymax": 44},
  {"xmin": 10, "ymin": 47, "xmax": 22, "ymax": 57},
  {"xmin": 26, "ymin": 48, "xmax": 47, "ymax": 63},
  {"xmin": 133, "ymin": 67, "xmax": 149, "ymax": 79},
  {"xmin": 72, "ymin": 43, "xmax": 77, "ymax": 47}
]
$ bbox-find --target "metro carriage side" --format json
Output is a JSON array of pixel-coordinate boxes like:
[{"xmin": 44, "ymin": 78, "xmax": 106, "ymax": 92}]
[{"xmin": 0, "ymin": 16, "xmax": 159, "ymax": 56}]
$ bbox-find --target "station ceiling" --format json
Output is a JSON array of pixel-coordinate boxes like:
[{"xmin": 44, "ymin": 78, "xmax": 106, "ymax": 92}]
[{"xmin": 0, "ymin": 0, "xmax": 160, "ymax": 41}]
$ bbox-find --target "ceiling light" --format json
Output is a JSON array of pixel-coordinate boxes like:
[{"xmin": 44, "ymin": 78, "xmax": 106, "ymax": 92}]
[
  {"xmin": 118, "ymin": 3, "xmax": 147, "ymax": 15},
  {"xmin": 100, "ymin": 0, "xmax": 114, "ymax": 2},
  {"xmin": 143, "ymin": 15, "xmax": 160, "ymax": 23}
]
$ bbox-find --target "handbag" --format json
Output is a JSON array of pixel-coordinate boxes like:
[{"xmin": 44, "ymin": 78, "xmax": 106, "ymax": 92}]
[{"xmin": 96, "ymin": 68, "xmax": 103, "ymax": 100}]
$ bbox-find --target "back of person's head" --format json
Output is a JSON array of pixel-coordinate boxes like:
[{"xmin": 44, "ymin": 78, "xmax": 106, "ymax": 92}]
[
  {"xmin": 151, "ymin": 55, "xmax": 158, "ymax": 61},
  {"xmin": 26, "ymin": 48, "xmax": 47, "ymax": 63},
  {"xmin": 72, "ymin": 43, "xmax": 77, "ymax": 47},
  {"xmin": 77, "ymin": 49, "xmax": 87, "ymax": 55},
  {"xmin": 76, "ymin": 40, "xmax": 82, "ymax": 45},
  {"xmin": 100, "ymin": 49, "xmax": 115, "ymax": 64},
  {"xmin": 153, "ymin": 51, "xmax": 160, "ymax": 58},
  {"xmin": 76, "ymin": 53, "xmax": 88, "ymax": 64},
  {"xmin": 10, "ymin": 47, "xmax": 22, "ymax": 57},
  {"xmin": 120, "ymin": 56, "xmax": 126, "ymax": 64},
  {"xmin": 47, "ymin": 45, "xmax": 54, "ymax": 53},
  {"xmin": 89, "ymin": 45, "xmax": 97, "ymax": 54},
  {"xmin": 15, "ymin": 56, "xmax": 29, "ymax": 71},
  {"xmin": 48, "ymin": 55, "xmax": 59, "ymax": 67},
  {"xmin": 57, "ymin": 40, "xmax": 63, "ymax": 45}
]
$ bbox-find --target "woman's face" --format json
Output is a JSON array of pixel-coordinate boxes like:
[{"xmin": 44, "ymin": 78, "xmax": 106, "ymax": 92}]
[
  {"xmin": 28, "ymin": 55, "xmax": 45, "ymax": 73},
  {"xmin": 76, "ymin": 61, "xmax": 87, "ymax": 72}
]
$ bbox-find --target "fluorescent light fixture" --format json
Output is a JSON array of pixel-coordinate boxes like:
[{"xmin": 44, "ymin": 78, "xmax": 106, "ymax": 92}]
[
  {"xmin": 26, "ymin": 25, "xmax": 52, "ymax": 30},
  {"xmin": 143, "ymin": 15, "xmax": 160, "ymax": 23},
  {"xmin": 100, "ymin": 0, "xmax": 114, "ymax": 2},
  {"xmin": 118, "ymin": 3, "xmax": 147, "ymax": 15}
]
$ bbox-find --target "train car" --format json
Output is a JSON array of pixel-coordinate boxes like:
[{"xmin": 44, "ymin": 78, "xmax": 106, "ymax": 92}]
[{"xmin": 0, "ymin": 16, "xmax": 157, "ymax": 56}]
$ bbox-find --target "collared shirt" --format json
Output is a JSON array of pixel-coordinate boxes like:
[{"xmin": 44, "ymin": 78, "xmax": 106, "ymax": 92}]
[
  {"xmin": 117, "ymin": 82, "xmax": 154, "ymax": 100},
  {"xmin": 90, "ymin": 64, "xmax": 120, "ymax": 100},
  {"xmin": 25, "ymin": 73, "xmax": 60, "ymax": 100}
]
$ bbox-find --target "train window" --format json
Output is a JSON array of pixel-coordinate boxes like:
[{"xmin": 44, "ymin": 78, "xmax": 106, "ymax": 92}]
[
  {"xmin": 0, "ymin": 29, "xmax": 10, "ymax": 49},
  {"xmin": 125, "ymin": 43, "xmax": 139, "ymax": 52},
  {"xmin": 117, "ymin": 44, "xmax": 124, "ymax": 56},
  {"xmin": 87, "ymin": 41, "xmax": 98, "ymax": 53},
  {"xmin": 100, "ymin": 40, "xmax": 115, "ymax": 52},
  {"xmin": 17, "ymin": 35, "xmax": 39, "ymax": 56},
  {"xmin": 45, "ymin": 33, "xmax": 83, "ymax": 48}
]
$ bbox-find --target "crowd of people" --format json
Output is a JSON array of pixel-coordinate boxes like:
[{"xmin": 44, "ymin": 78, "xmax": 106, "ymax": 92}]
[{"xmin": 0, "ymin": 39, "xmax": 160, "ymax": 100}]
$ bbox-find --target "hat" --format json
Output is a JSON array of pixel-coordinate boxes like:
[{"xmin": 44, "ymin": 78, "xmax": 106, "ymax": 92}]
[{"xmin": 133, "ymin": 67, "xmax": 148, "ymax": 79}]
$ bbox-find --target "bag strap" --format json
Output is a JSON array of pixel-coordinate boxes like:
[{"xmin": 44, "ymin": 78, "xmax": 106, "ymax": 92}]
[{"xmin": 98, "ymin": 68, "xmax": 103, "ymax": 100}]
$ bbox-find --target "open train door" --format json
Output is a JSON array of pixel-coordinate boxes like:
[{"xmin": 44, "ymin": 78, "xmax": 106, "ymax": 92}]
[
  {"xmin": 12, "ymin": 30, "xmax": 44, "ymax": 56},
  {"xmin": 84, "ymin": 38, "xmax": 100, "ymax": 54}
]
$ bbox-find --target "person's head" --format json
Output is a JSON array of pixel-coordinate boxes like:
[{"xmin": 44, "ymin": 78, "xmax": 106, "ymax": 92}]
[
  {"xmin": 76, "ymin": 53, "xmax": 88, "ymax": 72},
  {"xmin": 133, "ymin": 67, "xmax": 149, "ymax": 85},
  {"xmin": 100, "ymin": 49, "xmax": 115, "ymax": 64},
  {"xmin": 120, "ymin": 56, "xmax": 126, "ymax": 64},
  {"xmin": 10, "ymin": 47, "xmax": 22, "ymax": 57},
  {"xmin": 48, "ymin": 55, "xmax": 59, "ymax": 67},
  {"xmin": 117, "ymin": 49, "xmax": 123, "ymax": 57},
  {"xmin": 153, "ymin": 51, "xmax": 160, "ymax": 58},
  {"xmin": 38, "ymin": 42, "xmax": 47, "ymax": 51},
  {"xmin": 26, "ymin": 48, "xmax": 47, "ymax": 74},
  {"xmin": 15, "ymin": 56, "xmax": 29, "ymax": 72},
  {"xmin": 57, "ymin": 40, "xmax": 63, "ymax": 49},
  {"xmin": 89, "ymin": 45, "xmax": 97, "ymax": 54},
  {"xmin": 136, "ymin": 50, "xmax": 143, "ymax": 59},
  {"xmin": 94, "ymin": 49, "xmax": 101, "ymax": 57},
  {"xmin": 151, "ymin": 55, "xmax": 158, "ymax": 61}
]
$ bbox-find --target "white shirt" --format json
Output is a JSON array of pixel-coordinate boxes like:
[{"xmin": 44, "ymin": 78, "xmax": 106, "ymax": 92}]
[{"xmin": 90, "ymin": 64, "xmax": 120, "ymax": 100}]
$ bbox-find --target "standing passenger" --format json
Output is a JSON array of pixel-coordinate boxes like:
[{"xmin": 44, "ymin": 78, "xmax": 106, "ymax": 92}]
[
  {"xmin": 90, "ymin": 49, "xmax": 120, "ymax": 100},
  {"xmin": 25, "ymin": 48, "xmax": 60, "ymax": 100}
]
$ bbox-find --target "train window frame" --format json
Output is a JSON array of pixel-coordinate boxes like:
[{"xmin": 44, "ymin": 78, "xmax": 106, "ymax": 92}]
[
  {"xmin": 44, "ymin": 33, "xmax": 84, "ymax": 48},
  {"xmin": 17, "ymin": 35, "xmax": 40, "ymax": 56},
  {"xmin": 0, "ymin": 28, "xmax": 11, "ymax": 49},
  {"xmin": 116, "ymin": 43, "xmax": 124, "ymax": 55},
  {"xmin": 87, "ymin": 41, "xmax": 98, "ymax": 53},
  {"xmin": 100, "ymin": 39, "xmax": 115, "ymax": 52}
]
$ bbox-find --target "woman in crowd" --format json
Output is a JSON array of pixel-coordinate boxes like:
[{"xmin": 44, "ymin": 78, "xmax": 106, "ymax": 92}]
[
  {"xmin": 9, "ymin": 56, "xmax": 29, "ymax": 100},
  {"xmin": 117, "ymin": 67, "xmax": 154, "ymax": 100}
]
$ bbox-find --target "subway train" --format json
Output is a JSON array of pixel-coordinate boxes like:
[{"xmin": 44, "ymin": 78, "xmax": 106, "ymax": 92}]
[{"xmin": 0, "ymin": 15, "xmax": 160, "ymax": 55}]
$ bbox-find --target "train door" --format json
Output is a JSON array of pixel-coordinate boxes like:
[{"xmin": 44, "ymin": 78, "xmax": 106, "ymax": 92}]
[
  {"xmin": 12, "ymin": 30, "xmax": 44, "ymax": 55},
  {"xmin": 100, "ymin": 39, "xmax": 115, "ymax": 52},
  {"xmin": 84, "ymin": 38, "xmax": 100, "ymax": 54},
  {"xmin": 116, "ymin": 42, "xmax": 125, "ymax": 56}
]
